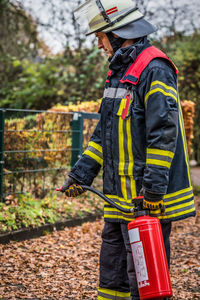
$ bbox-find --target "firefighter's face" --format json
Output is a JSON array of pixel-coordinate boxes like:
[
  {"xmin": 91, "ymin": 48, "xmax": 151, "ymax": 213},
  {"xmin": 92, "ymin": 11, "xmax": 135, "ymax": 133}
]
[{"xmin": 95, "ymin": 32, "xmax": 114, "ymax": 58}]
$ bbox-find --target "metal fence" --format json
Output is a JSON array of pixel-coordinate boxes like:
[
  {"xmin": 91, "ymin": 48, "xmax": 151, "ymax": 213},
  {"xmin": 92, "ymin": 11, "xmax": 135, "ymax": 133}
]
[{"xmin": 0, "ymin": 108, "xmax": 100, "ymax": 202}]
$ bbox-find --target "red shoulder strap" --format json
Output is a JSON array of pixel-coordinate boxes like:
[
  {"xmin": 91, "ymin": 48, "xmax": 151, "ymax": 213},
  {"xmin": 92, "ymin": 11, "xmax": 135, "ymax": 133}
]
[{"xmin": 120, "ymin": 46, "xmax": 178, "ymax": 85}]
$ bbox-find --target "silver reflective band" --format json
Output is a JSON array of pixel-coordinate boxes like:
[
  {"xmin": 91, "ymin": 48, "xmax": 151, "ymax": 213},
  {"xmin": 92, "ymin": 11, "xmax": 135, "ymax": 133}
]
[{"xmin": 103, "ymin": 87, "xmax": 128, "ymax": 99}]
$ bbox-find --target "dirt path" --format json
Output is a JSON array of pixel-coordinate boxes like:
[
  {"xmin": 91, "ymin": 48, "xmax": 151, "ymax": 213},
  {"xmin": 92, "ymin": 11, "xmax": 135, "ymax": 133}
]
[{"xmin": 0, "ymin": 197, "xmax": 199, "ymax": 300}]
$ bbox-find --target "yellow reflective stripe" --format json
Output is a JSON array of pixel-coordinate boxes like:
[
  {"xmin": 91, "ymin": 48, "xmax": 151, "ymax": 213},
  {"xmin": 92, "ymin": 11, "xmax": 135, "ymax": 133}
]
[
  {"xmin": 118, "ymin": 162, "xmax": 134, "ymax": 175},
  {"xmin": 104, "ymin": 205, "xmax": 133, "ymax": 211},
  {"xmin": 104, "ymin": 206, "xmax": 133, "ymax": 212},
  {"xmin": 165, "ymin": 193, "xmax": 193, "ymax": 205},
  {"xmin": 165, "ymin": 200, "xmax": 194, "ymax": 212},
  {"xmin": 164, "ymin": 186, "xmax": 193, "ymax": 199},
  {"xmin": 177, "ymin": 95, "xmax": 192, "ymax": 186},
  {"xmin": 151, "ymin": 80, "xmax": 177, "ymax": 95},
  {"xmin": 117, "ymin": 98, "xmax": 126, "ymax": 115},
  {"xmin": 98, "ymin": 296, "xmax": 109, "ymax": 300},
  {"xmin": 147, "ymin": 148, "xmax": 174, "ymax": 159},
  {"xmin": 98, "ymin": 288, "xmax": 131, "ymax": 297},
  {"xmin": 118, "ymin": 112, "xmax": 136, "ymax": 199},
  {"xmin": 88, "ymin": 141, "xmax": 102, "ymax": 153},
  {"xmin": 118, "ymin": 117, "xmax": 127, "ymax": 198},
  {"xmin": 106, "ymin": 206, "xmax": 195, "ymax": 221},
  {"xmin": 98, "ymin": 288, "xmax": 113, "ymax": 294},
  {"xmin": 121, "ymin": 176, "xmax": 127, "ymax": 199},
  {"xmin": 130, "ymin": 176, "xmax": 136, "ymax": 198},
  {"xmin": 84, "ymin": 150, "xmax": 103, "ymax": 166},
  {"xmin": 118, "ymin": 117, "xmax": 124, "ymax": 168},
  {"xmin": 127, "ymin": 118, "xmax": 133, "ymax": 174},
  {"xmin": 145, "ymin": 88, "xmax": 177, "ymax": 105},
  {"xmin": 118, "ymin": 162, "xmax": 124, "ymax": 174},
  {"xmin": 127, "ymin": 118, "xmax": 136, "ymax": 197},
  {"xmin": 151, "ymin": 200, "xmax": 195, "ymax": 215},
  {"xmin": 116, "ymin": 291, "xmax": 131, "ymax": 297},
  {"xmin": 149, "ymin": 208, "xmax": 160, "ymax": 215},
  {"xmin": 157, "ymin": 207, "xmax": 196, "ymax": 219},
  {"xmin": 146, "ymin": 158, "xmax": 171, "ymax": 168}
]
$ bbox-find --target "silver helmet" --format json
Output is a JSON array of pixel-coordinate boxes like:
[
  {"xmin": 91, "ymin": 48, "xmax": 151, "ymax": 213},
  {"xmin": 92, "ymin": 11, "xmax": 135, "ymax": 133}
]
[{"xmin": 74, "ymin": 0, "xmax": 157, "ymax": 39}]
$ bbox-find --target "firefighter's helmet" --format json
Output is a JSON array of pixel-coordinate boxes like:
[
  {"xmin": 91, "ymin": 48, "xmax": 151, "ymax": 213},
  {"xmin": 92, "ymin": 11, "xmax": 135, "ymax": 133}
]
[{"xmin": 74, "ymin": 0, "xmax": 156, "ymax": 39}]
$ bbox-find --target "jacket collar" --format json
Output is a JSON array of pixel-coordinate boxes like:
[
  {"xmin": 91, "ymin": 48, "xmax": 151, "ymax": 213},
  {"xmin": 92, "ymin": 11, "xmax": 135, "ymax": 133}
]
[{"xmin": 109, "ymin": 37, "xmax": 150, "ymax": 72}]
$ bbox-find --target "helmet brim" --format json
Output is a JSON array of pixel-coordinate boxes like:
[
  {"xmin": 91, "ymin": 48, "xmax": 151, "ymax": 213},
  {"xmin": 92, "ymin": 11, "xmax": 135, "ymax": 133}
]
[{"xmin": 111, "ymin": 18, "xmax": 157, "ymax": 39}]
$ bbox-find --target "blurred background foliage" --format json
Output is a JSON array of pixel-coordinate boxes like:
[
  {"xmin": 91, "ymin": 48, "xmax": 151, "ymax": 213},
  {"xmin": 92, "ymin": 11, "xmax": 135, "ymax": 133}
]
[
  {"xmin": 0, "ymin": 48, "xmax": 107, "ymax": 109},
  {"xmin": 0, "ymin": 0, "xmax": 200, "ymax": 162}
]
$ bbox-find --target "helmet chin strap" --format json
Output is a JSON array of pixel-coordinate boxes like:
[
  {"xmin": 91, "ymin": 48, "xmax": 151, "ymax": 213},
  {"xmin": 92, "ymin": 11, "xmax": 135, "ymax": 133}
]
[{"xmin": 106, "ymin": 32, "xmax": 126, "ymax": 53}]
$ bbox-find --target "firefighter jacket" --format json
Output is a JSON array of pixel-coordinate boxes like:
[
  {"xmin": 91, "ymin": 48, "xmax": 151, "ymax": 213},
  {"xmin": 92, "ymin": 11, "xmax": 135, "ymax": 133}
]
[{"xmin": 69, "ymin": 37, "xmax": 196, "ymax": 223}]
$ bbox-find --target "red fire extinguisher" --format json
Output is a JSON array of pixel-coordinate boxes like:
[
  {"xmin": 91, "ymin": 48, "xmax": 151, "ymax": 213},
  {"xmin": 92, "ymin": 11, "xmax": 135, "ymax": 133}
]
[
  {"xmin": 127, "ymin": 196, "xmax": 172, "ymax": 299},
  {"xmin": 79, "ymin": 185, "xmax": 173, "ymax": 300}
]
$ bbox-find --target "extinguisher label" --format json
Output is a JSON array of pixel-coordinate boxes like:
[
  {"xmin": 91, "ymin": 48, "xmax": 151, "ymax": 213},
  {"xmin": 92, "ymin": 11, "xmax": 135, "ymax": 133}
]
[
  {"xmin": 128, "ymin": 228, "xmax": 140, "ymax": 243},
  {"xmin": 131, "ymin": 241, "xmax": 149, "ymax": 284}
]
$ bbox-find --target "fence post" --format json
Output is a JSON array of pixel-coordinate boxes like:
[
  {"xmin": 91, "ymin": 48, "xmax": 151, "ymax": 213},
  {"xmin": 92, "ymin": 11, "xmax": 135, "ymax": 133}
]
[
  {"xmin": 0, "ymin": 109, "xmax": 5, "ymax": 202},
  {"xmin": 71, "ymin": 112, "xmax": 83, "ymax": 168}
]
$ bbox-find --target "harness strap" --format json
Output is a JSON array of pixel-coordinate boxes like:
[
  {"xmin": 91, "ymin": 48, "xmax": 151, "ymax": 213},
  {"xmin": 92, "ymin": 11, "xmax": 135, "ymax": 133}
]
[{"xmin": 120, "ymin": 46, "xmax": 178, "ymax": 85}]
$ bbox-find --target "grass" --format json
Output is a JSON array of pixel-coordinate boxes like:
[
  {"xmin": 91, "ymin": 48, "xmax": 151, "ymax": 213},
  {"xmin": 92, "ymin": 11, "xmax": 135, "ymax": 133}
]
[{"xmin": 0, "ymin": 190, "xmax": 103, "ymax": 233}]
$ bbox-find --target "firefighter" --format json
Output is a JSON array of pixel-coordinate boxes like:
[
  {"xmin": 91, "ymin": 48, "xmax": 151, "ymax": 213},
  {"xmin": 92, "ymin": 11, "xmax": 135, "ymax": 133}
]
[{"xmin": 58, "ymin": 0, "xmax": 196, "ymax": 299}]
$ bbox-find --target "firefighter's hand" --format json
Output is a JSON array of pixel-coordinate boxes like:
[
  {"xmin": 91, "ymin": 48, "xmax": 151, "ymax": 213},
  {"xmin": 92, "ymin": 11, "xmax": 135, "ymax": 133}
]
[
  {"xmin": 56, "ymin": 177, "xmax": 85, "ymax": 197},
  {"xmin": 142, "ymin": 189, "xmax": 164, "ymax": 210}
]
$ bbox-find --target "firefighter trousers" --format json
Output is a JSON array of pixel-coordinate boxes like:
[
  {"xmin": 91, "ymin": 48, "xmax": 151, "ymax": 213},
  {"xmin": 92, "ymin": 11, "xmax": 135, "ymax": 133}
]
[{"xmin": 98, "ymin": 221, "xmax": 171, "ymax": 300}]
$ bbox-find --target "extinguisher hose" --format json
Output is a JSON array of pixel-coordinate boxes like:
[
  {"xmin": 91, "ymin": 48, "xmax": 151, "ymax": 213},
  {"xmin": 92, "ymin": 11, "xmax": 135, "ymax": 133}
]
[{"xmin": 80, "ymin": 185, "xmax": 134, "ymax": 214}]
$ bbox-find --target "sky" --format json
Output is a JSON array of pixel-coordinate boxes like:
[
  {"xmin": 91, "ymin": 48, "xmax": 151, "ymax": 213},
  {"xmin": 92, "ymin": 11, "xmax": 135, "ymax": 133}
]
[{"xmin": 18, "ymin": 0, "xmax": 200, "ymax": 54}]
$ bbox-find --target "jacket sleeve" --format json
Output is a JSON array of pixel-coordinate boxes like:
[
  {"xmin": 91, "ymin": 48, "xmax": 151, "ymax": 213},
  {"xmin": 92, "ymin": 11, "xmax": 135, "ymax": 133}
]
[
  {"xmin": 69, "ymin": 115, "xmax": 103, "ymax": 186},
  {"xmin": 139, "ymin": 61, "xmax": 179, "ymax": 195}
]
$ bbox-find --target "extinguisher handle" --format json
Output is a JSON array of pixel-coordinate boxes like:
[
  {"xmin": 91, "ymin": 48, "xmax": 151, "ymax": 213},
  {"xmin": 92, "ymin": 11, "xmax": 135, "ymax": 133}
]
[{"xmin": 80, "ymin": 185, "xmax": 134, "ymax": 214}]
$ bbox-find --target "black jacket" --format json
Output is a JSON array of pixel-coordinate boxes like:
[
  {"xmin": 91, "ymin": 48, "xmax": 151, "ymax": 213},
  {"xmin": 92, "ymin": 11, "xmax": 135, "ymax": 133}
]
[{"xmin": 70, "ymin": 38, "xmax": 196, "ymax": 223}]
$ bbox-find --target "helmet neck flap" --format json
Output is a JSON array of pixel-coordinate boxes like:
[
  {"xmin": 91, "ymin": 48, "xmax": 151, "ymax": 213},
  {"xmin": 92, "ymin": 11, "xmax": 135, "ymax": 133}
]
[{"xmin": 106, "ymin": 32, "xmax": 126, "ymax": 53}]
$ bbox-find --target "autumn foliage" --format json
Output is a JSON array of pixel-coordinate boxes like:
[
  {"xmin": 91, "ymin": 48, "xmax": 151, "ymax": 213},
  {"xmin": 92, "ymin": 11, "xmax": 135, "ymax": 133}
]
[
  {"xmin": 3, "ymin": 101, "xmax": 100, "ymax": 198},
  {"xmin": 181, "ymin": 100, "xmax": 195, "ymax": 156},
  {"xmin": 0, "ymin": 200, "xmax": 199, "ymax": 299},
  {"xmin": 4, "ymin": 100, "xmax": 100, "ymax": 166}
]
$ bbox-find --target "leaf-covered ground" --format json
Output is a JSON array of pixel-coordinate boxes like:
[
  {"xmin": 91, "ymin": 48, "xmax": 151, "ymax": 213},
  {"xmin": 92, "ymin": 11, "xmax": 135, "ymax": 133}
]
[{"xmin": 0, "ymin": 197, "xmax": 199, "ymax": 300}]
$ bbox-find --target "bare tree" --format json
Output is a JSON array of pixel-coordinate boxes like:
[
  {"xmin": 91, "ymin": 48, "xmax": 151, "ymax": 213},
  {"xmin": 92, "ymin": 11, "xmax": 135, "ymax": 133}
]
[
  {"xmin": 137, "ymin": 0, "xmax": 200, "ymax": 37},
  {"xmin": 17, "ymin": 0, "xmax": 89, "ymax": 52},
  {"xmin": 14, "ymin": 0, "xmax": 200, "ymax": 53},
  {"xmin": 0, "ymin": 0, "xmax": 39, "ymax": 58}
]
